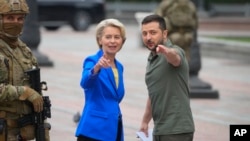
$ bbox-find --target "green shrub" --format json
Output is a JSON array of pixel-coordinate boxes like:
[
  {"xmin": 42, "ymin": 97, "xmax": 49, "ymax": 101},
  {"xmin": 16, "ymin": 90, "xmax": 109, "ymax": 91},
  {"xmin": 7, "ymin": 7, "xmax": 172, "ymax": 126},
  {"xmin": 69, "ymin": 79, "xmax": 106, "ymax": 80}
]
[{"xmin": 106, "ymin": 0, "xmax": 248, "ymax": 3}]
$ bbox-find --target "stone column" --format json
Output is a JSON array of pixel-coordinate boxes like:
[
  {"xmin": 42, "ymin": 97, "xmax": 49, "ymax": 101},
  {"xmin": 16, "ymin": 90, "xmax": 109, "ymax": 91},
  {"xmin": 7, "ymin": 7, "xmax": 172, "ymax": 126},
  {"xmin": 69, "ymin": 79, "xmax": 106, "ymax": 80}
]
[
  {"xmin": 20, "ymin": 0, "xmax": 53, "ymax": 67},
  {"xmin": 188, "ymin": 30, "xmax": 219, "ymax": 98}
]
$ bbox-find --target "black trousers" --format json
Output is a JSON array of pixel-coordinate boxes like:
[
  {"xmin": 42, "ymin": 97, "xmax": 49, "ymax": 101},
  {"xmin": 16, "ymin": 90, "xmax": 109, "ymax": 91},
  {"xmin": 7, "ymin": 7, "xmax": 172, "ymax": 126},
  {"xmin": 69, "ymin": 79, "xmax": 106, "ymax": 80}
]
[
  {"xmin": 77, "ymin": 117, "xmax": 122, "ymax": 141},
  {"xmin": 77, "ymin": 135, "xmax": 99, "ymax": 141},
  {"xmin": 116, "ymin": 117, "xmax": 122, "ymax": 141}
]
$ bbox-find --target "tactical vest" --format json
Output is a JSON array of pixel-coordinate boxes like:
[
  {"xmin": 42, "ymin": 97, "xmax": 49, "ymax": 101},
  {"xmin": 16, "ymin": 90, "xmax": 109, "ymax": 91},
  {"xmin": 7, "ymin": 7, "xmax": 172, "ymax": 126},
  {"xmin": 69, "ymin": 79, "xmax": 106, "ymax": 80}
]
[{"xmin": 0, "ymin": 39, "xmax": 37, "ymax": 84}]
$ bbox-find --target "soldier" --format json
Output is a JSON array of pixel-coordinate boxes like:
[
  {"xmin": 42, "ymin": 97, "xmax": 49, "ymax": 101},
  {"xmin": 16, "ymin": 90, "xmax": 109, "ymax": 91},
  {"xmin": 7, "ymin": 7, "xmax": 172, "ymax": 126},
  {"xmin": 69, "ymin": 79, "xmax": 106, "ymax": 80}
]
[
  {"xmin": 0, "ymin": 0, "xmax": 50, "ymax": 140},
  {"xmin": 155, "ymin": 0, "xmax": 198, "ymax": 61}
]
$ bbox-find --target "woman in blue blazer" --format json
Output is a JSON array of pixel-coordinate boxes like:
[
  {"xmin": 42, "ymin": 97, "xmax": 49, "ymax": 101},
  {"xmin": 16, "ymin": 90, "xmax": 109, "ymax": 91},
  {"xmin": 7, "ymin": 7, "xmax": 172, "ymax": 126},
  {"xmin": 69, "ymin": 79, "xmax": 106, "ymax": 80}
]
[{"xmin": 75, "ymin": 19, "xmax": 126, "ymax": 141}]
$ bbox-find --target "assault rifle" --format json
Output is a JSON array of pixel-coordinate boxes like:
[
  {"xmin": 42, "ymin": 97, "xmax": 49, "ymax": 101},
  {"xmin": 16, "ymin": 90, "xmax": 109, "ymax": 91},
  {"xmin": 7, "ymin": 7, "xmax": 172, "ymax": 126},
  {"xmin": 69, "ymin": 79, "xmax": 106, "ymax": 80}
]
[{"xmin": 20, "ymin": 68, "xmax": 51, "ymax": 141}]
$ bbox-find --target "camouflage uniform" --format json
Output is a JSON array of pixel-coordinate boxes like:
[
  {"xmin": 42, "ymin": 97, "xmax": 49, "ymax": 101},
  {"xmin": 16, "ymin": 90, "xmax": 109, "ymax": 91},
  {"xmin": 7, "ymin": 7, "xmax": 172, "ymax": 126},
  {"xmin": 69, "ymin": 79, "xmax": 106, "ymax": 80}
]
[
  {"xmin": 155, "ymin": 0, "xmax": 198, "ymax": 61},
  {"xmin": 0, "ymin": 0, "xmax": 50, "ymax": 140}
]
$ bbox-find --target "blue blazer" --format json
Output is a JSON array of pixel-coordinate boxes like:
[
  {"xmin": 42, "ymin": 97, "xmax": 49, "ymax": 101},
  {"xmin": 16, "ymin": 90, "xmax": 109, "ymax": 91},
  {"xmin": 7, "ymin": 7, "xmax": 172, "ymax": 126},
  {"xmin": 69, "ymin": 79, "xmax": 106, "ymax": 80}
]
[{"xmin": 75, "ymin": 49, "xmax": 125, "ymax": 141}]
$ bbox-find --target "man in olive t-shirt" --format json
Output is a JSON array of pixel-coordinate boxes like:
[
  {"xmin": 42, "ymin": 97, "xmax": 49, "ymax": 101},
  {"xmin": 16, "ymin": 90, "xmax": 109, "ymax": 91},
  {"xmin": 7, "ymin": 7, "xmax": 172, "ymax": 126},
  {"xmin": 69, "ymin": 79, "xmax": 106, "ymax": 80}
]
[{"xmin": 139, "ymin": 14, "xmax": 195, "ymax": 141}]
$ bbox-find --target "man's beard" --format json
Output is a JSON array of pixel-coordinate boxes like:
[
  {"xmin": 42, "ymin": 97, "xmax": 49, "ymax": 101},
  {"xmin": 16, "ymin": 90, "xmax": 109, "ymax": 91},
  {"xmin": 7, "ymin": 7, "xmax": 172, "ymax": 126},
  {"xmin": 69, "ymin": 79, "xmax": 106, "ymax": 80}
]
[
  {"xmin": 148, "ymin": 45, "xmax": 158, "ymax": 52},
  {"xmin": 146, "ymin": 39, "xmax": 164, "ymax": 52}
]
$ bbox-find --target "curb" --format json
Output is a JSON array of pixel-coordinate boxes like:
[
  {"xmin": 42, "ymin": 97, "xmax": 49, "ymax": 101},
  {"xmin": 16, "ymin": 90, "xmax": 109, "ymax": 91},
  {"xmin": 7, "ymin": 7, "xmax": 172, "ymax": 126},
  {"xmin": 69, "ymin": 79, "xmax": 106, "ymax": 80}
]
[{"xmin": 199, "ymin": 37, "xmax": 250, "ymax": 61}]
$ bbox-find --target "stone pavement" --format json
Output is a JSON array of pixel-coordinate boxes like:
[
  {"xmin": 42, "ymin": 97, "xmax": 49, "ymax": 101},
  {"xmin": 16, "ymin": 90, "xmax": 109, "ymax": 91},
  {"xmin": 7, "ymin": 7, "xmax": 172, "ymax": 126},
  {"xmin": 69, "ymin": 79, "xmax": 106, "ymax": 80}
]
[{"xmin": 37, "ymin": 23, "xmax": 250, "ymax": 141}]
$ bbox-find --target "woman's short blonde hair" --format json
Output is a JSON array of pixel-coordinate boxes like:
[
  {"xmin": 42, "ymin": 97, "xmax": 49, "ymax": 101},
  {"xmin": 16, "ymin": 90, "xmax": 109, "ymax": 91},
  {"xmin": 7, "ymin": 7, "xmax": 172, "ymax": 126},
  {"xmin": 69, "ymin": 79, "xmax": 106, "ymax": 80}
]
[{"xmin": 95, "ymin": 18, "xmax": 126, "ymax": 48}]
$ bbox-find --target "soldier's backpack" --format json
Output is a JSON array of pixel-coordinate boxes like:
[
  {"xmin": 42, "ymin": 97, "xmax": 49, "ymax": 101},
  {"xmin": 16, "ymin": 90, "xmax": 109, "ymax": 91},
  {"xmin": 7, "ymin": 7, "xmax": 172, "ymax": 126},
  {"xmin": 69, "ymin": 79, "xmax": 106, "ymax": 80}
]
[{"xmin": 166, "ymin": 0, "xmax": 197, "ymax": 28}]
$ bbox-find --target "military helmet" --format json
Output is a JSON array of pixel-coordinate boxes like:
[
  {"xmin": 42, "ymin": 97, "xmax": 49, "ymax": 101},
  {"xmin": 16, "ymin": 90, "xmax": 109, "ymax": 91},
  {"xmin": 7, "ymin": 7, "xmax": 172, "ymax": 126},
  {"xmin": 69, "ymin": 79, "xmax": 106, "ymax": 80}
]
[{"xmin": 0, "ymin": 0, "xmax": 29, "ymax": 15}]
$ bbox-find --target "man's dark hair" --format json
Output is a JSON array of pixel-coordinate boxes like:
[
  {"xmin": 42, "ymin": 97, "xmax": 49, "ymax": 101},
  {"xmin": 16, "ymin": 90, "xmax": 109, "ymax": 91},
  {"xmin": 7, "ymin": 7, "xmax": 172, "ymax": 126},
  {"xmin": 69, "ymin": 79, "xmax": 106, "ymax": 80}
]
[{"xmin": 141, "ymin": 14, "xmax": 167, "ymax": 31}]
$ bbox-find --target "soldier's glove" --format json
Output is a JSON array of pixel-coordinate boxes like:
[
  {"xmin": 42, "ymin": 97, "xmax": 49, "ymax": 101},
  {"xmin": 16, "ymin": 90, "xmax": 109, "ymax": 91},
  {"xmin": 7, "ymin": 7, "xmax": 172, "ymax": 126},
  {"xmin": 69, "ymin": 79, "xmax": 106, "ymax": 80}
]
[{"xmin": 19, "ymin": 86, "xmax": 44, "ymax": 112}]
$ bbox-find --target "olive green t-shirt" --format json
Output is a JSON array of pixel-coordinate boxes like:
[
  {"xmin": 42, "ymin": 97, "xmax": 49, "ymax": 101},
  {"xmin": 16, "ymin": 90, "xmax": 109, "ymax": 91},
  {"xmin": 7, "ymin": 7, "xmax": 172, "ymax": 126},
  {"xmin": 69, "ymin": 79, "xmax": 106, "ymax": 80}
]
[{"xmin": 145, "ymin": 40, "xmax": 195, "ymax": 135}]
